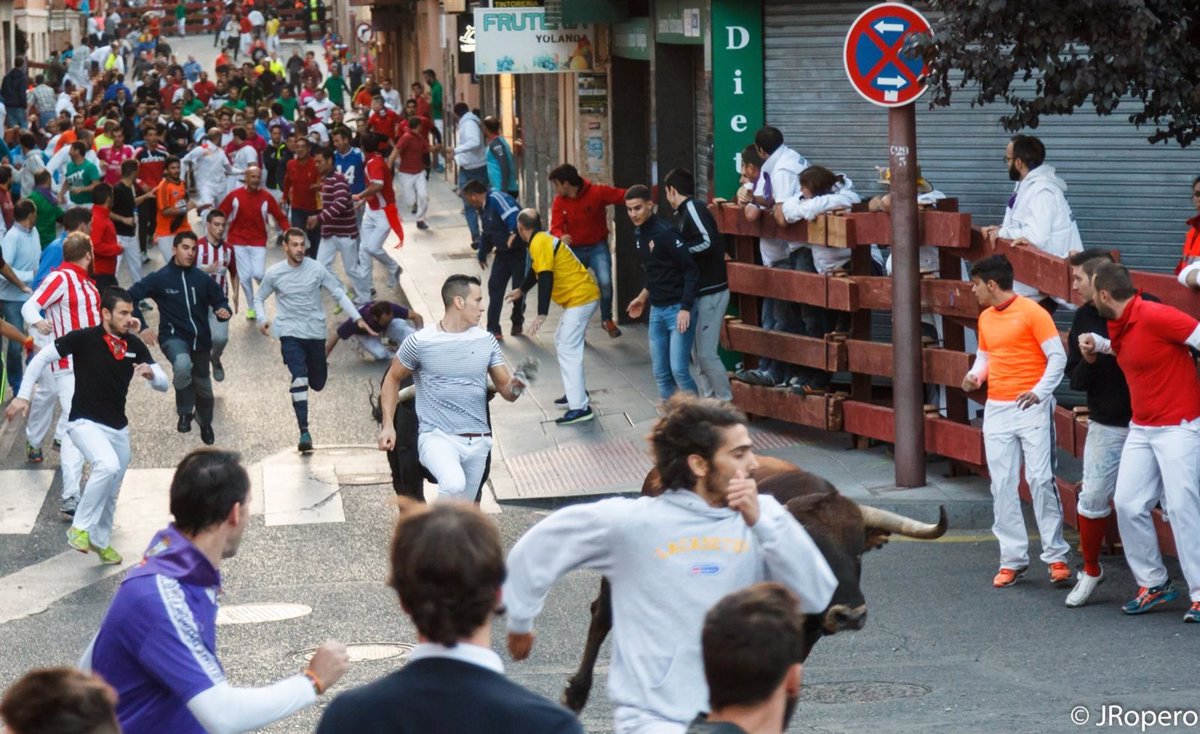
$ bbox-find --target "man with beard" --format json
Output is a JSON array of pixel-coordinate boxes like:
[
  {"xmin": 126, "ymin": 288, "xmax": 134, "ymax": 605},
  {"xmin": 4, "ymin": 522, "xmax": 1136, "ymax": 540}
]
[
  {"xmin": 686, "ymin": 584, "xmax": 808, "ymax": 734},
  {"xmin": 1081, "ymin": 262, "xmax": 1200, "ymax": 623},
  {"xmin": 129, "ymin": 231, "xmax": 232, "ymax": 445},
  {"xmin": 502, "ymin": 395, "xmax": 837, "ymax": 734},
  {"xmin": 5, "ymin": 288, "xmax": 169, "ymax": 565},
  {"xmin": 980, "ymin": 134, "xmax": 1083, "ymax": 310}
]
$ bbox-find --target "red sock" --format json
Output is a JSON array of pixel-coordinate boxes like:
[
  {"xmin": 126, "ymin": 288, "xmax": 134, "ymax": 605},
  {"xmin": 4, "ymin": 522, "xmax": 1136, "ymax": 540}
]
[{"xmin": 1077, "ymin": 515, "xmax": 1107, "ymax": 577}]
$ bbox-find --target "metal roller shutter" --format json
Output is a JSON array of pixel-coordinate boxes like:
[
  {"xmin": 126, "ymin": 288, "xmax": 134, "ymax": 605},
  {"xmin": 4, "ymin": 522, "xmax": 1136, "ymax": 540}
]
[
  {"xmin": 695, "ymin": 47, "xmax": 712, "ymax": 200},
  {"xmin": 764, "ymin": 0, "xmax": 1200, "ymax": 272}
]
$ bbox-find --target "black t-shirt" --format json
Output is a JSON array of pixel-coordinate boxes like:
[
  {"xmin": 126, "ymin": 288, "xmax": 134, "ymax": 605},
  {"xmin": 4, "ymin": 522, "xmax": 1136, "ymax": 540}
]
[
  {"xmin": 112, "ymin": 182, "xmax": 137, "ymax": 237},
  {"xmin": 56, "ymin": 325, "xmax": 155, "ymax": 429}
]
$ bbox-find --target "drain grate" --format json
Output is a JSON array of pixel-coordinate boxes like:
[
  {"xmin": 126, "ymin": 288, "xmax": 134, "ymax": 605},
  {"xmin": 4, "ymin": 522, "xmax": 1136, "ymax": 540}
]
[
  {"xmin": 799, "ymin": 681, "xmax": 931, "ymax": 704},
  {"xmin": 502, "ymin": 438, "xmax": 652, "ymax": 499},
  {"xmin": 292, "ymin": 642, "xmax": 415, "ymax": 664},
  {"xmin": 217, "ymin": 603, "xmax": 313, "ymax": 625}
]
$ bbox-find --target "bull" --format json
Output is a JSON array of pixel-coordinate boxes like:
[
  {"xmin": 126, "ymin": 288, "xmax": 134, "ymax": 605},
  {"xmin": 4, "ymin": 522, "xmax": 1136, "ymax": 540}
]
[{"xmin": 560, "ymin": 454, "xmax": 947, "ymax": 713}]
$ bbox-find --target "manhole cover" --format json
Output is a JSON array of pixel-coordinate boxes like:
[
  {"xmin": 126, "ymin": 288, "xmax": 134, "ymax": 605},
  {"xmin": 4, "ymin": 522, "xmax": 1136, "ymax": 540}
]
[
  {"xmin": 292, "ymin": 642, "xmax": 416, "ymax": 664},
  {"xmin": 798, "ymin": 681, "xmax": 931, "ymax": 704},
  {"xmin": 217, "ymin": 603, "xmax": 313, "ymax": 625}
]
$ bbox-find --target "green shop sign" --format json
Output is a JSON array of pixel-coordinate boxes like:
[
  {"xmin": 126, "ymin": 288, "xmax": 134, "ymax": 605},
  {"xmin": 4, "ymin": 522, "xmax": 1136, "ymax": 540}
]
[{"xmin": 710, "ymin": 0, "xmax": 763, "ymax": 198}]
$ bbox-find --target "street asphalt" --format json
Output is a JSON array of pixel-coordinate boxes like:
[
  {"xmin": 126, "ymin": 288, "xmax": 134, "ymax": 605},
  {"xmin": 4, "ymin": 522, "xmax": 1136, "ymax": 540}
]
[{"xmin": 1, "ymin": 32, "xmax": 1198, "ymax": 734}]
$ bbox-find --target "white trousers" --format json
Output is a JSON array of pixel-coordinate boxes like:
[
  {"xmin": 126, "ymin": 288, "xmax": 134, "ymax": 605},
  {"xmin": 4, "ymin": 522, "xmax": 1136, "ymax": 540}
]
[
  {"xmin": 156, "ymin": 235, "xmax": 176, "ymax": 266},
  {"xmin": 417, "ymin": 428, "xmax": 492, "ymax": 503},
  {"xmin": 118, "ymin": 234, "xmax": 142, "ymax": 284},
  {"xmin": 195, "ymin": 183, "xmax": 222, "ymax": 211},
  {"xmin": 613, "ymin": 706, "xmax": 687, "ymax": 734},
  {"xmin": 395, "ymin": 171, "xmax": 428, "ymax": 222},
  {"xmin": 233, "ymin": 245, "xmax": 266, "ymax": 310},
  {"xmin": 982, "ymin": 399, "xmax": 1069, "ymax": 568},
  {"xmin": 55, "ymin": 371, "xmax": 85, "ymax": 502},
  {"xmin": 317, "ymin": 235, "xmax": 370, "ymax": 304},
  {"xmin": 1078, "ymin": 421, "xmax": 1129, "ymax": 519},
  {"xmin": 556, "ymin": 300, "xmax": 597, "ymax": 410},
  {"xmin": 26, "ymin": 331, "xmax": 61, "ymax": 447},
  {"xmin": 1114, "ymin": 420, "xmax": 1200, "ymax": 600},
  {"xmin": 355, "ymin": 319, "xmax": 416, "ymax": 360},
  {"xmin": 359, "ymin": 208, "xmax": 400, "ymax": 282},
  {"xmin": 68, "ymin": 418, "xmax": 131, "ymax": 548}
]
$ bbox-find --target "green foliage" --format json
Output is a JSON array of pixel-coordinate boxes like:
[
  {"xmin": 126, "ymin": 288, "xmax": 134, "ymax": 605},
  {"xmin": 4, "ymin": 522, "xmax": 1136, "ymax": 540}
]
[{"xmin": 910, "ymin": 0, "xmax": 1200, "ymax": 146}]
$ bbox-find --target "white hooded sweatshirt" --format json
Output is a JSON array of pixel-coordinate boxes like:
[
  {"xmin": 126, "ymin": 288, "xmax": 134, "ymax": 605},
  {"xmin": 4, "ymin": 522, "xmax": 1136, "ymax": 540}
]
[
  {"xmin": 503, "ymin": 490, "xmax": 837, "ymax": 727},
  {"xmin": 779, "ymin": 173, "xmax": 863, "ymax": 273},
  {"xmin": 997, "ymin": 164, "xmax": 1084, "ymax": 298},
  {"xmin": 753, "ymin": 144, "xmax": 808, "ymax": 266}
]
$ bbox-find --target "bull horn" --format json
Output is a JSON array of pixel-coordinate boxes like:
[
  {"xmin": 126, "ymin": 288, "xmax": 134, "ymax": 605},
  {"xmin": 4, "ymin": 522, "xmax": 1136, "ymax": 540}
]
[
  {"xmin": 859, "ymin": 504, "xmax": 948, "ymax": 540},
  {"xmin": 397, "ymin": 385, "xmax": 416, "ymax": 403}
]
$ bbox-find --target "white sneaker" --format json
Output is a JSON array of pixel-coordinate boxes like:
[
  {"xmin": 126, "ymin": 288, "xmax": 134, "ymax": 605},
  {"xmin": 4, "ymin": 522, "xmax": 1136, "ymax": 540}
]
[{"xmin": 1066, "ymin": 566, "xmax": 1104, "ymax": 607}]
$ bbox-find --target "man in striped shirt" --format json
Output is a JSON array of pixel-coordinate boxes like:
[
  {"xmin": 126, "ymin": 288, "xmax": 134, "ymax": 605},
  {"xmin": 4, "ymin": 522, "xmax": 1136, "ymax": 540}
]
[
  {"xmin": 307, "ymin": 147, "xmax": 369, "ymax": 305},
  {"xmin": 218, "ymin": 166, "xmax": 289, "ymax": 320},
  {"xmin": 378, "ymin": 274, "xmax": 528, "ymax": 502},
  {"xmin": 196, "ymin": 210, "xmax": 232, "ymax": 382},
  {"xmin": 20, "ymin": 233, "xmax": 102, "ymax": 515}
]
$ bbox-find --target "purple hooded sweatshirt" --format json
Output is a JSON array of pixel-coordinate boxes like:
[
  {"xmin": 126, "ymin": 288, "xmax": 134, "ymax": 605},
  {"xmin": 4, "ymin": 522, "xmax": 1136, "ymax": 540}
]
[{"xmin": 85, "ymin": 525, "xmax": 225, "ymax": 734}]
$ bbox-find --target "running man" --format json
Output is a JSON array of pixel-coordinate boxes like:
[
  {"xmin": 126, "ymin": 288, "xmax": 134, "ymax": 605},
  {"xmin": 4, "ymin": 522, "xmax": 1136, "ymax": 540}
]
[
  {"xmin": 256, "ymin": 228, "xmax": 367, "ymax": 452},
  {"xmin": 962, "ymin": 254, "xmax": 1070, "ymax": 588},
  {"xmin": 20, "ymin": 232, "xmax": 100, "ymax": 514},
  {"xmin": 196, "ymin": 209, "xmax": 232, "ymax": 381},
  {"xmin": 378, "ymin": 274, "xmax": 527, "ymax": 502},
  {"xmin": 6, "ymin": 287, "xmax": 169, "ymax": 565},
  {"xmin": 1083, "ymin": 261, "xmax": 1200, "ymax": 622},
  {"xmin": 502, "ymin": 394, "xmax": 837, "ymax": 734},
  {"xmin": 84, "ymin": 449, "xmax": 350, "ymax": 733},
  {"xmin": 154, "ymin": 157, "xmax": 192, "ymax": 265},
  {"xmin": 219, "ymin": 166, "xmax": 289, "ymax": 320},
  {"xmin": 308, "ymin": 146, "xmax": 369, "ymax": 305},
  {"xmin": 129, "ymin": 231, "xmax": 231, "ymax": 446},
  {"xmin": 505, "ymin": 208, "xmax": 600, "ymax": 425},
  {"xmin": 353, "ymin": 132, "xmax": 403, "ymax": 293}
]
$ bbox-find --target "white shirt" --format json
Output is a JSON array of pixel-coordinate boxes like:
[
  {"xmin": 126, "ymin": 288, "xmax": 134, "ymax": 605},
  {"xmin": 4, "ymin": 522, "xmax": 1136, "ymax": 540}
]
[
  {"xmin": 406, "ymin": 643, "xmax": 503, "ymax": 674},
  {"xmin": 305, "ymin": 97, "xmax": 335, "ymax": 123}
]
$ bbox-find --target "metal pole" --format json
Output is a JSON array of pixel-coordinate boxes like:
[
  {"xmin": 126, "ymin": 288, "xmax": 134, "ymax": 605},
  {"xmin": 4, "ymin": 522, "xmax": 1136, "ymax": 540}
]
[{"xmin": 888, "ymin": 102, "xmax": 926, "ymax": 487}]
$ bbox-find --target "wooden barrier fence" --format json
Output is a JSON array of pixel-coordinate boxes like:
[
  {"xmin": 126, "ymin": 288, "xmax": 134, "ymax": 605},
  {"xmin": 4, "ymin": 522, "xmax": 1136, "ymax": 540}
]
[{"xmin": 711, "ymin": 201, "xmax": 1197, "ymax": 556}]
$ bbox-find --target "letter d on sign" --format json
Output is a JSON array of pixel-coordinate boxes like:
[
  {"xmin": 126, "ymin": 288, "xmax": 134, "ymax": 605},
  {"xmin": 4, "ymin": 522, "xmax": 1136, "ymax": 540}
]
[{"xmin": 726, "ymin": 25, "xmax": 749, "ymax": 50}]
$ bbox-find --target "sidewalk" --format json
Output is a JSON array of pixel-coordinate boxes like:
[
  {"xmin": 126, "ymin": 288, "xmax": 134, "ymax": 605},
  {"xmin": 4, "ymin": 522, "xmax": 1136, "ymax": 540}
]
[{"xmin": 396, "ymin": 178, "xmax": 996, "ymax": 527}]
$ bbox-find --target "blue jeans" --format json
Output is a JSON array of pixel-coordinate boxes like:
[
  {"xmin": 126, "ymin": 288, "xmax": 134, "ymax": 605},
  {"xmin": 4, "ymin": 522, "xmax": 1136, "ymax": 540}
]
[
  {"xmin": 6, "ymin": 108, "xmax": 26, "ymax": 130},
  {"xmin": 648, "ymin": 303, "xmax": 697, "ymax": 400},
  {"xmin": 280, "ymin": 337, "xmax": 327, "ymax": 433},
  {"xmin": 571, "ymin": 242, "xmax": 613, "ymax": 322},
  {"xmin": 457, "ymin": 165, "xmax": 489, "ymax": 242},
  {"xmin": 2, "ymin": 299, "xmax": 25, "ymax": 393}
]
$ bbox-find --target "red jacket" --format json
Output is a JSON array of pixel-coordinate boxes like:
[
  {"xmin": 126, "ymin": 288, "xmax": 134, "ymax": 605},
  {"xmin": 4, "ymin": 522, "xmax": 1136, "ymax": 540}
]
[
  {"xmin": 284, "ymin": 157, "xmax": 320, "ymax": 210},
  {"xmin": 549, "ymin": 179, "xmax": 627, "ymax": 247},
  {"xmin": 219, "ymin": 187, "xmax": 288, "ymax": 247},
  {"xmin": 90, "ymin": 206, "xmax": 121, "ymax": 275}
]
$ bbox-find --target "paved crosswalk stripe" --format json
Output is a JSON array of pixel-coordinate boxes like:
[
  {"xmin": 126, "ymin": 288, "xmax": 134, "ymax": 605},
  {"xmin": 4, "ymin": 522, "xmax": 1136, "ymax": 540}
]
[
  {"xmin": 0, "ymin": 469, "xmax": 173, "ymax": 625},
  {"xmin": 263, "ymin": 461, "xmax": 346, "ymax": 526},
  {"xmin": 0, "ymin": 470, "xmax": 56, "ymax": 535}
]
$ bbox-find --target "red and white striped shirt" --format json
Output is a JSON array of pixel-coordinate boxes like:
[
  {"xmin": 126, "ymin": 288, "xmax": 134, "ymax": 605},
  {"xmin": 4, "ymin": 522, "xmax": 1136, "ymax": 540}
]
[
  {"xmin": 196, "ymin": 236, "xmax": 232, "ymax": 294},
  {"xmin": 26, "ymin": 262, "xmax": 101, "ymax": 371}
]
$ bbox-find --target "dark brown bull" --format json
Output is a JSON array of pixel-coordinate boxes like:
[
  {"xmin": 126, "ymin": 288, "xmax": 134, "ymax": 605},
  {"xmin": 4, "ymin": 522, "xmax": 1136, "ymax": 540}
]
[{"xmin": 560, "ymin": 455, "xmax": 947, "ymax": 713}]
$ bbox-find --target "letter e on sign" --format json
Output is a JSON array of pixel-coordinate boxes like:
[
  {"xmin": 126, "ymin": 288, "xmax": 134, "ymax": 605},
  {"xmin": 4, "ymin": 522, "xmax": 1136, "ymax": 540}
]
[{"xmin": 730, "ymin": 114, "xmax": 747, "ymax": 132}]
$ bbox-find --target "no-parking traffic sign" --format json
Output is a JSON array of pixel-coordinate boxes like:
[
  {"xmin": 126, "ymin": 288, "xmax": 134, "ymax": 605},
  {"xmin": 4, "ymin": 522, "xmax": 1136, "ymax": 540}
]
[{"xmin": 843, "ymin": 3, "xmax": 932, "ymax": 107}]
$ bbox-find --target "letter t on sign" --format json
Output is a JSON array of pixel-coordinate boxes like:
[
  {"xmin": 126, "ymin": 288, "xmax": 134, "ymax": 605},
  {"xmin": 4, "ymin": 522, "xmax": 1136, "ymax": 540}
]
[{"xmin": 712, "ymin": 1, "xmax": 763, "ymax": 198}]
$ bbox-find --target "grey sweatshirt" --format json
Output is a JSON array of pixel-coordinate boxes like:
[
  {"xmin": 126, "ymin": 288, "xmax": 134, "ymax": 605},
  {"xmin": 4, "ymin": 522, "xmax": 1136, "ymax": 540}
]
[
  {"xmin": 503, "ymin": 490, "xmax": 837, "ymax": 725},
  {"xmin": 255, "ymin": 257, "xmax": 357, "ymax": 339}
]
